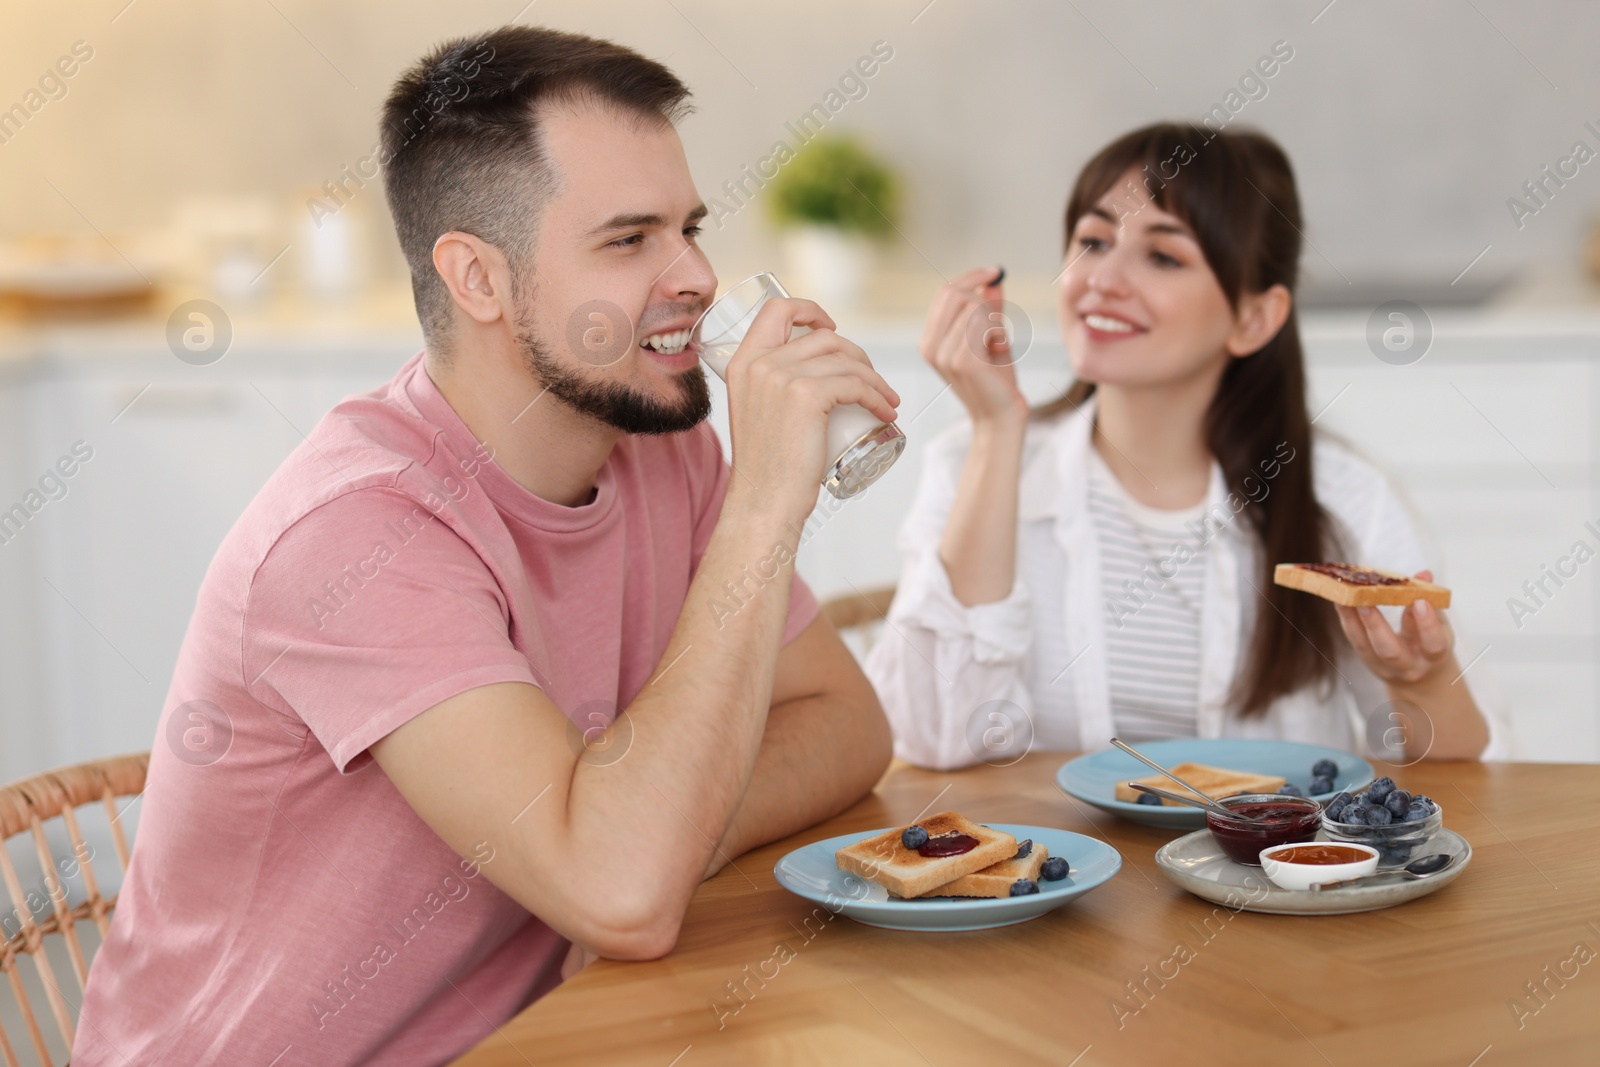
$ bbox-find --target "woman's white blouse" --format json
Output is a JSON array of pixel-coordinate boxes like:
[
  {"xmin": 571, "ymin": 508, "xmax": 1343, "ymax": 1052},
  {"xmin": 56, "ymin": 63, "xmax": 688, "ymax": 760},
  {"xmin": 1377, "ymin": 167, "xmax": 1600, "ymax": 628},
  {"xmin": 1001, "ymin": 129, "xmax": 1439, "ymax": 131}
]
[{"xmin": 863, "ymin": 396, "xmax": 1515, "ymax": 770}]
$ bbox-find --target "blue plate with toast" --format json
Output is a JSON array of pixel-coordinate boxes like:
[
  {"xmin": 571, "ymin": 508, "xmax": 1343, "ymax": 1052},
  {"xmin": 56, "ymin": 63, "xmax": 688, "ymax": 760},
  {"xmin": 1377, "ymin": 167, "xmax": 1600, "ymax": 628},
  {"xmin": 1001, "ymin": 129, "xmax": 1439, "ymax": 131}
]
[
  {"xmin": 774, "ymin": 824, "xmax": 1121, "ymax": 932},
  {"xmin": 1054, "ymin": 739, "xmax": 1375, "ymax": 829}
]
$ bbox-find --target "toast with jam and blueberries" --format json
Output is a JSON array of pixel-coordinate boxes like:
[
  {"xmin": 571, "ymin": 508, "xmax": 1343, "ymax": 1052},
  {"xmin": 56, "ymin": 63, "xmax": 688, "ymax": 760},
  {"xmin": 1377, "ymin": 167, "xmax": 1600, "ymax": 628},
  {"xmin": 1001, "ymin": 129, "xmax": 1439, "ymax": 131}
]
[
  {"xmin": 1273, "ymin": 562, "xmax": 1451, "ymax": 609},
  {"xmin": 834, "ymin": 811, "xmax": 1017, "ymax": 899},
  {"xmin": 1114, "ymin": 762, "xmax": 1287, "ymax": 806},
  {"xmin": 920, "ymin": 837, "xmax": 1071, "ymax": 898}
]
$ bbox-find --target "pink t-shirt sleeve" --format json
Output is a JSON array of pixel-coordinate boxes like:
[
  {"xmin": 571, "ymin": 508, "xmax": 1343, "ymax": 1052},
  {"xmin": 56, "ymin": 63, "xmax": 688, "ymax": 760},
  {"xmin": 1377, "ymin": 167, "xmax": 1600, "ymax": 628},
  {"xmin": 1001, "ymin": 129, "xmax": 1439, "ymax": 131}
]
[
  {"xmin": 686, "ymin": 424, "xmax": 820, "ymax": 646},
  {"xmin": 242, "ymin": 486, "xmax": 541, "ymax": 774}
]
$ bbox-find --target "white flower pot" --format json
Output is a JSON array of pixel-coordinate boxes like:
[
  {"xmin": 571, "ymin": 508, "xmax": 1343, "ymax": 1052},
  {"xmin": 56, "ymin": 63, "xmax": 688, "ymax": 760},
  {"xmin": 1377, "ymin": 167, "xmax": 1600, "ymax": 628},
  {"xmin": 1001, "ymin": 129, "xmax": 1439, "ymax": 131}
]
[{"xmin": 781, "ymin": 226, "xmax": 870, "ymax": 313}]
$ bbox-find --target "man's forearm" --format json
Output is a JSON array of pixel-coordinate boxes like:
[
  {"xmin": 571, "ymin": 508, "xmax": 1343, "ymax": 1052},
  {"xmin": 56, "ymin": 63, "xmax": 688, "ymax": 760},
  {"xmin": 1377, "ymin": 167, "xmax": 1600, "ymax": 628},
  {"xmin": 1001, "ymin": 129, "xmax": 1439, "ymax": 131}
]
[
  {"xmin": 703, "ymin": 688, "xmax": 891, "ymax": 878},
  {"xmin": 566, "ymin": 496, "xmax": 799, "ymax": 903}
]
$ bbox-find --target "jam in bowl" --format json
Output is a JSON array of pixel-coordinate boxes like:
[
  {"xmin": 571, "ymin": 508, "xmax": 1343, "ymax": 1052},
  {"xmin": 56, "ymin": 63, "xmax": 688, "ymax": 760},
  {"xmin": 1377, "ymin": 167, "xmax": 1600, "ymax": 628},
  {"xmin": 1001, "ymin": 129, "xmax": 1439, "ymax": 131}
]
[{"xmin": 1204, "ymin": 793, "xmax": 1323, "ymax": 866}]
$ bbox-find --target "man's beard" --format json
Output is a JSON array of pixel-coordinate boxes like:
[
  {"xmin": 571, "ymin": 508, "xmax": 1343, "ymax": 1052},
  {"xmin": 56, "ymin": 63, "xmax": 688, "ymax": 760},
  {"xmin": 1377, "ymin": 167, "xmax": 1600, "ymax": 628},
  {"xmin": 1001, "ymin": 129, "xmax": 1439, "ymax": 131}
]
[{"xmin": 516, "ymin": 323, "xmax": 712, "ymax": 436}]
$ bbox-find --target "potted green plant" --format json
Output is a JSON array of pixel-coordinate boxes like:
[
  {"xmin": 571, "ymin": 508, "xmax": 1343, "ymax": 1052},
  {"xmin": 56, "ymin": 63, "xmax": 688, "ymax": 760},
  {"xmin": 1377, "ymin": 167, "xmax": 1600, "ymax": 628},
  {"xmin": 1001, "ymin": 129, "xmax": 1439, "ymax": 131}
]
[{"xmin": 767, "ymin": 135, "xmax": 900, "ymax": 311}]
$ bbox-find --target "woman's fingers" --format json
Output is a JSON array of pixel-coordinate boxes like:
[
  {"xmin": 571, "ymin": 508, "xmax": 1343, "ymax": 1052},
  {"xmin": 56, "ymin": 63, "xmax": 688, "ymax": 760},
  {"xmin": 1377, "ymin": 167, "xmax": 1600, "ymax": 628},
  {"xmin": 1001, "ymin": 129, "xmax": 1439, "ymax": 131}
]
[
  {"xmin": 1358, "ymin": 606, "xmax": 1409, "ymax": 664},
  {"xmin": 922, "ymin": 288, "xmax": 980, "ymax": 365},
  {"xmin": 1408, "ymin": 600, "xmax": 1453, "ymax": 659},
  {"xmin": 951, "ymin": 265, "xmax": 1003, "ymax": 291},
  {"xmin": 1335, "ymin": 605, "xmax": 1377, "ymax": 661},
  {"xmin": 920, "ymin": 267, "xmax": 1005, "ymax": 367}
]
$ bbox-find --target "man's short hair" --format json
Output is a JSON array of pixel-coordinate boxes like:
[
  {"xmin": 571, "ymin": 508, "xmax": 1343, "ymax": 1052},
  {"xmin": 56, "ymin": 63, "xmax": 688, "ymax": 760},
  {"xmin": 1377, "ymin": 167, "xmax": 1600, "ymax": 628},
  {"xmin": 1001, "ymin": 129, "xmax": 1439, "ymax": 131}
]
[{"xmin": 380, "ymin": 26, "xmax": 693, "ymax": 356}]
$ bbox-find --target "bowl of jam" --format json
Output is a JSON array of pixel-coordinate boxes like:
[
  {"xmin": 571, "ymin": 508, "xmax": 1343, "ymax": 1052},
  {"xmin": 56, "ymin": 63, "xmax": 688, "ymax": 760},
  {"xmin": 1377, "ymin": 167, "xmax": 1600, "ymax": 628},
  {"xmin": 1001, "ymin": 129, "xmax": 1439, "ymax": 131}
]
[
  {"xmin": 1204, "ymin": 794, "xmax": 1322, "ymax": 866},
  {"xmin": 1259, "ymin": 841, "xmax": 1379, "ymax": 890}
]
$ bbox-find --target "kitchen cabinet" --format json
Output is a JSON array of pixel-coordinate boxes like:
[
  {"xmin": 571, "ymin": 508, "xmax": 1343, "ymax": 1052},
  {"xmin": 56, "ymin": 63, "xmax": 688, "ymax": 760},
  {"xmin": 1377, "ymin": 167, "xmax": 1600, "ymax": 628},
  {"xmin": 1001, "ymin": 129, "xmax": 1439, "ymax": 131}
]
[{"xmin": 0, "ymin": 311, "xmax": 1595, "ymax": 781}]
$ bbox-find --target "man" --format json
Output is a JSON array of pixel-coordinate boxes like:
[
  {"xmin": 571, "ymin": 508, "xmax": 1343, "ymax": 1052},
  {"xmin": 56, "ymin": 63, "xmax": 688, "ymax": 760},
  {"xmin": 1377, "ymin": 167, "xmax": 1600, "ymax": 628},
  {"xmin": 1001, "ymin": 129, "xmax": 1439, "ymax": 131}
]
[{"xmin": 76, "ymin": 25, "xmax": 896, "ymax": 1066}]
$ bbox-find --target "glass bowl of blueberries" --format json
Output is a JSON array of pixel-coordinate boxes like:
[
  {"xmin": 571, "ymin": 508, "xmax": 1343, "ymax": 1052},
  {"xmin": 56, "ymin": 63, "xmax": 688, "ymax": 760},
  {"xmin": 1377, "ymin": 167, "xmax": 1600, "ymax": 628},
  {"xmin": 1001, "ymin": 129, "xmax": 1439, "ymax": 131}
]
[{"xmin": 1318, "ymin": 776, "xmax": 1442, "ymax": 869}]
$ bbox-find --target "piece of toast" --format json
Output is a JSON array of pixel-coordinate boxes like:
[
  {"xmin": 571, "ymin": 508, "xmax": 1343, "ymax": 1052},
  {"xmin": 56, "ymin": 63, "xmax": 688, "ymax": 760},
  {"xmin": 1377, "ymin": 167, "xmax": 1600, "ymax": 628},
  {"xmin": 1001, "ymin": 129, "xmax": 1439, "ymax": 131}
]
[
  {"xmin": 835, "ymin": 812, "xmax": 1017, "ymax": 899},
  {"xmin": 1274, "ymin": 562, "xmax": 1451, "ymax": 608},
  {"xmin": 1113, "ymin": 762, "xmax": 1286, "ymax": 806},
  {"xmin": 920, "ymin": 842, "xmax": 1049, "ymax": 898}
]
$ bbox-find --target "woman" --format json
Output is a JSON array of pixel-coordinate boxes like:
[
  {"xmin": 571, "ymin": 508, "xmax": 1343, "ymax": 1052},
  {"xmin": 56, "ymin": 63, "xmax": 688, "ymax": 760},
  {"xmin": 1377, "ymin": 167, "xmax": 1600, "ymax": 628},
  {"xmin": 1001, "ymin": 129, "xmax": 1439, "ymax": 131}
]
[{"xmin": 865, "ymin": 123, "xmax": 1509, "ymax": 770}]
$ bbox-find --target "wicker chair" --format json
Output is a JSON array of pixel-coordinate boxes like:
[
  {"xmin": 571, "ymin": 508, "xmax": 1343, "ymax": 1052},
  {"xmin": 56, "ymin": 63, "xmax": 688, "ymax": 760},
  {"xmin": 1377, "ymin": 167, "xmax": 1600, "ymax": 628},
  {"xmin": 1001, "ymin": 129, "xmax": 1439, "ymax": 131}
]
[
  {"xmin": 818, "ymin": 586, "xmax": 910, "ymax": 783},
  {"xmin": 818, "ymin": 585, "xmax": 897, "ymax": 652},
  {"xmin": 0, "ymin": 753, "xmax": 148, "ymax": 1067}
]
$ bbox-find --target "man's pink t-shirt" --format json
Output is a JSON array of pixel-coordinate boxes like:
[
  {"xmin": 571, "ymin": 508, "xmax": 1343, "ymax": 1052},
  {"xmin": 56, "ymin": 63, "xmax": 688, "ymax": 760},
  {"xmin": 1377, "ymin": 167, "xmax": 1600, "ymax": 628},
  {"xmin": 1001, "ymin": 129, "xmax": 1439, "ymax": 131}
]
[{"xmin": 75, "ymin": 352, "xmax": 819, "ymax": 1066}]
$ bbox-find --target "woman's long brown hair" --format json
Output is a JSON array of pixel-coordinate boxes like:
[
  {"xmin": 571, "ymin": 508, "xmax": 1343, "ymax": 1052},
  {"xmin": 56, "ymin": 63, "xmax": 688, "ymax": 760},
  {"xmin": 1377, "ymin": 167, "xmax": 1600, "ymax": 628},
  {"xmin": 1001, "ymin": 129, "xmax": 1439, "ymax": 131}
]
[{"xmin": 1034, "ymin": 122, "xmax": 1340, "ymax": 716}]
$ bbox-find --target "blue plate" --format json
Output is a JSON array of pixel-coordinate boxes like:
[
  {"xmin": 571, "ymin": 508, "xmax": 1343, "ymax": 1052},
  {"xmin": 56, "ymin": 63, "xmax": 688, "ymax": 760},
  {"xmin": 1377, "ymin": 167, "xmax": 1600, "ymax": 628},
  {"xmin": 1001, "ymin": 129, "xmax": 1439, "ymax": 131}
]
[
  {"xmin": 1054, "ymin": 739, "xmax": 1375, "ymax": 829},
  {"xmin": 773, "ymin": 824, "xmax": 1120, "ymax": 931}
]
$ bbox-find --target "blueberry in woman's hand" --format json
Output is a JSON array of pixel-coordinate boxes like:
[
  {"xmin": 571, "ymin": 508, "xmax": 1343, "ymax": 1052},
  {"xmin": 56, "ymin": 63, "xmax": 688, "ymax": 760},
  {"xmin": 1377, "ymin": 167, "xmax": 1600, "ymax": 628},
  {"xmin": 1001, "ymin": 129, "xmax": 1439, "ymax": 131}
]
[
  {"xmin": 1009, "ymin": 879, "xmax": 1039, "ymax": 896},
  {"xmin": 1309, "ymin": 776, "xmax": 1334, "ymax": 795},
  {"xmin": 1367, "ymin": 777, "xmax": 1396, "ymax": 803},
  {"xmin": 1040, "ymin": 856, "xmax": 1070, "ymax": 881},
  {"xmin": 1135, "ymin": 792, "xmax": 1164, "ymax": 806},
  {"xmin": 901, "ymin": 825, "xmax": 929, "ymax": 850},
  {"xmin": 1311, "ymin": 758, "xmax": 1338, "ymax": 780}
]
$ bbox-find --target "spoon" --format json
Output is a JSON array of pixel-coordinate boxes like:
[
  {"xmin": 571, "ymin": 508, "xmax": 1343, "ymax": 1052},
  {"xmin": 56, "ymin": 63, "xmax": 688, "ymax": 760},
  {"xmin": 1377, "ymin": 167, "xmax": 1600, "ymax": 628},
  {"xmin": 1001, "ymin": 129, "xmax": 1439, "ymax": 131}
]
[
  {"xmin": 1129, "ymin": 783, "xmax": 1278, "ymax": 825},
  {"xmin": 1110, "ymin": 737, "xmax": 1268, "ymax": 824},
  {"xmin": 1310, "ymin": 852, "xmax": 1456, "ymax": 892},
  {"xmin": 1128, "ymin": 782, "xmax": 1271, "ymax": 823}
]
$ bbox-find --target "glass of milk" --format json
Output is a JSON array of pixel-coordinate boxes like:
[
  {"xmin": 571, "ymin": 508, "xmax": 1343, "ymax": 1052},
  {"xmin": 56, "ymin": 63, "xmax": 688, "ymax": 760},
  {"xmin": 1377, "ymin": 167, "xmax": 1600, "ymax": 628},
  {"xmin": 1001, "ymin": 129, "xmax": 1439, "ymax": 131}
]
[{"xmin": 690, "ymin": 272, "xmax": 905, "ymax": 500}]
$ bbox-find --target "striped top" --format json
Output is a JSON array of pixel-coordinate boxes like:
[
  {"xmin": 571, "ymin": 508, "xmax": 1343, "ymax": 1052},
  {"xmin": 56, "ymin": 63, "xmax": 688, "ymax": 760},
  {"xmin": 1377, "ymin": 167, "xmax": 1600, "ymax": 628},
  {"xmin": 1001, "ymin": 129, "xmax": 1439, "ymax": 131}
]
[{"xmin": 1087, "ymin": 449, "xmax": 1209, "ymax": 742}]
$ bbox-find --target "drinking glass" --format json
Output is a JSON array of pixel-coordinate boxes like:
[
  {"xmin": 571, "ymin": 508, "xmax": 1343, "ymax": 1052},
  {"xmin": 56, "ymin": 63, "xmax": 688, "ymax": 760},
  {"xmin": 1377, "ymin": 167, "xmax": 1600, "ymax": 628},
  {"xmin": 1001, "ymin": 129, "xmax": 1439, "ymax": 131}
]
[{"xmin": 690, "ymin": 272, "xmax": 905, "ymax": 499}]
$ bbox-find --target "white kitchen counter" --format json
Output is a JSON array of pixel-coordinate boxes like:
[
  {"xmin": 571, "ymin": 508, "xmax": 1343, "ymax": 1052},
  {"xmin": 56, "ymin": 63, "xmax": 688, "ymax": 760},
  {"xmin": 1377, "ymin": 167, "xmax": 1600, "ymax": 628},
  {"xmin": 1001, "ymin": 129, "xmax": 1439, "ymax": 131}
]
[{"xmin": 1, "ymin": 284, "xmax": 1596, "ymax": 783}]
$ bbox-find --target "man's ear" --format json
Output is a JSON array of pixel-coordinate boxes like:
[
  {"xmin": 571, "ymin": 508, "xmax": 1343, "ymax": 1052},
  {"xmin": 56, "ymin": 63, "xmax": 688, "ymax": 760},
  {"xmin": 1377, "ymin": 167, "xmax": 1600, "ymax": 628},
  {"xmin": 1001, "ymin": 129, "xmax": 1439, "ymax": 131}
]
[
  {"xmin": 1226, "ymin": 283, "xmax": 1292, "ymax": 357},
  {"xmin": 433, "ymin": 232, "xmax": 512, "ymax": 327}
]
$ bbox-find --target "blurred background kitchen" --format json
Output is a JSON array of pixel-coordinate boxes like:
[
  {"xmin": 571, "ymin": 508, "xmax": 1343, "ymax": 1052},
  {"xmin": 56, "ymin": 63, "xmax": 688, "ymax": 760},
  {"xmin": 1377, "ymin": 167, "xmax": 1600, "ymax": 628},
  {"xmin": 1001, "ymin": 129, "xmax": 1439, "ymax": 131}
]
[{"xmin": 2, "ymin": 0, "xmax": 1598, "ymax": 781}]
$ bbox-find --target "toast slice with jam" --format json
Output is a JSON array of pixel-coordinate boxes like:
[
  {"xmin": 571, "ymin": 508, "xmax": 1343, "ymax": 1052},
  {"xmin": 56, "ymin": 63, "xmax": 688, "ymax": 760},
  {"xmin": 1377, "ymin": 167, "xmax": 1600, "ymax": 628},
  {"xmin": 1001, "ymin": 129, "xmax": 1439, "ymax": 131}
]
[
  {"xmin": 834, "ymin": 811, "xmax": 1017, "ymax": 899},
  {"xmin": 1113, "ymin": 762, "xmax": 1286, "ymax": 806},
  {"xmin": 921, "ymin": 840, "xmax": 1049, "ymax": 898},
  {"xmin": 1274, "ymin": 562, "xmax": 1451, "ymax": 608}
]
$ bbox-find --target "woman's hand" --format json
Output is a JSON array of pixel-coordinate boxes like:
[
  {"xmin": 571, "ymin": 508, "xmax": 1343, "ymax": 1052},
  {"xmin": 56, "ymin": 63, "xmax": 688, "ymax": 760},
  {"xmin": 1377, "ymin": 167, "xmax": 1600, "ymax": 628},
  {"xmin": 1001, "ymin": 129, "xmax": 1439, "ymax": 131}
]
[
  {"xmin": 919, "ymin": 266, "xmax": 1028, "ymax": 428},
  {"xmin": 1335, "ymin": 570, "xmax": 1457, "ymax": 685}
]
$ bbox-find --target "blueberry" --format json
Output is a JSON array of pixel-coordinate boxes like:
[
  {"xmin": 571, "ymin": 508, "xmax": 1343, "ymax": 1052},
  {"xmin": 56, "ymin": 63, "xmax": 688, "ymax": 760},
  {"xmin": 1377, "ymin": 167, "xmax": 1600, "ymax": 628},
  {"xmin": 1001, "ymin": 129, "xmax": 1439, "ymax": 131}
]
[
  {"xmin": 1014, "ymin": 839, "xmax": 1034, "ymax": 859},
  {"xmin": 1402, "ymin": 802, "xmax": 1430, "ymax": 823},
  {"xmin": 1413, "ymin": 794, "xmax": 1435, "ymax": 813},
  {"xmin": 1009, "ymin": 879, "xmax": 1039, "ymax": 896},
  {"xmin": 901, "ymin": 825, "xmax": 929, "ymax": 850},
  {"xmin": 1278, "ymin": 783, "xmax": 1305, "ymax": 797},
  {"xmin": 1135, "ymin": 792, "xmax": 1164, "ymax": 806},
  {"xmin": 1309, "ymin": 776, "xmax": 1335, "ymax": 796},
  {"xmin": 1384, "ymin": 790, "xmax": 1412, "ymax": 817},
  {"xmin": 1365, "ymin": 805, "xmax": 1394, "ymax": 826},
  {"xmin": 1350, "ymin": 791, "xmax": 1369, "ymax": 806},
  {"xmin": 1311, "ymin": 758, "xmax": 1338, "ymax": 780},
  {"xmin": 1367, "ymin": 777, "xmax": 1396, "ymax": 803},
  {"xmin": 1040, "ymin": 856, "xmax": 1070, "ymax": 881},
  {"xmin": 1340, "ymin": 806, "xmax": 1368, "ymax": 825},
  {"xmin": 1323, "ymin": 797, "xmax": 1350, "ymax": 821}
]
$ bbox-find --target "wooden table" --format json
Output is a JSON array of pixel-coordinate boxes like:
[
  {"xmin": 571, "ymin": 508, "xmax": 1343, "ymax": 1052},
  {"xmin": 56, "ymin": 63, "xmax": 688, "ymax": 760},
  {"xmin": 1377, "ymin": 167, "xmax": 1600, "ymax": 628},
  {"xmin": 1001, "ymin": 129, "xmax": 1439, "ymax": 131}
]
[{"xmin": 451, "ymin": 754, "xmax": 1600, "ymax": 1066}]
